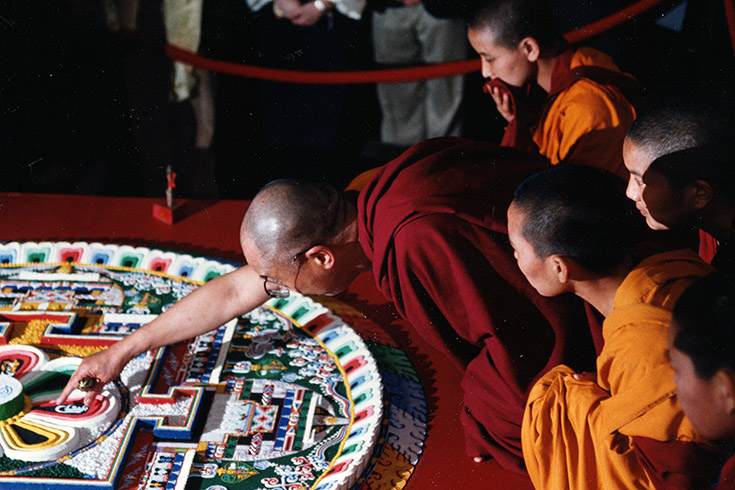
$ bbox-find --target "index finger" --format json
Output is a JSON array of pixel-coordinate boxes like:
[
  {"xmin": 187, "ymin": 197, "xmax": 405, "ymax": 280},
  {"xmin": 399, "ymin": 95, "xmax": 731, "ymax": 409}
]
[
  {"xmin": 56, "ymin": 367, "xmax": 91, "ymax": 405},
  {"xmin": 490, "ymin": 88, "xmax": 503, "ymax": 103}
]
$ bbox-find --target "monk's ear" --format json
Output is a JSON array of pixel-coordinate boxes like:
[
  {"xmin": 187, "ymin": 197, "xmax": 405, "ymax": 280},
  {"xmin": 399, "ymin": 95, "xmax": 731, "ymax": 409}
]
[
  {"xmin": 548, "ymin": 255, "xmax": 570, "ymax": 284},
  {"xmin": 687, "ymin": 180, "xmax": 715, "ymax": 210},
  {"xmin": 715, "ymin": 369, "xmax": 735, "ymax": 416},
  {"xmin": 305, "ymin": 245, "xmax": 336, "ymax": 270},
  {"xmin": 518, "ymin": 37, "xmax": 540, "ymax": 62}
]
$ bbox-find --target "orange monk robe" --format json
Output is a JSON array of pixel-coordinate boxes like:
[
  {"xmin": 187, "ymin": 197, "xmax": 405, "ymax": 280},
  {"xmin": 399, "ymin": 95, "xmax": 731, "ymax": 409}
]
[
  {"xmin": 533, "ymin": 48, "xmax": 636, "ymax": 180},
  {"xmin": 344, "ymin": 167, "xmax": 380, "ymax": 193},
  {"xmin": 522, "ymin": 250, "xmax": 716, "ymax": 490}
]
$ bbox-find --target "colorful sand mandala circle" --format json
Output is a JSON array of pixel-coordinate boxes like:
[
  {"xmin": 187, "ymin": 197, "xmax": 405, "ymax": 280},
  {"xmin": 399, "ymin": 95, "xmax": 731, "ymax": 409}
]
[
  {"xmin": 0, "ymin": 241, "xmax": 427, "ymax": 490},
  {"xmin": 0, "ymin": 345, "xmax": 122, "ymax": 465}
]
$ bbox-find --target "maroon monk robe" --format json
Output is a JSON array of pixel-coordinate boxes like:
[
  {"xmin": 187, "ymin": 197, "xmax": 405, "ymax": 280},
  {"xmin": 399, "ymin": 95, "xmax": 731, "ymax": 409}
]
[
  {"xmin": 356, "ymin": 136, "xmax": 596, "ymax": 474},
  {"xmin": 716, "ymin": 455, "xmax": 735, "ymax": 489},
  {"xmin": 632, "ymin": 437, "xmax": 731, "ymax": 489}
]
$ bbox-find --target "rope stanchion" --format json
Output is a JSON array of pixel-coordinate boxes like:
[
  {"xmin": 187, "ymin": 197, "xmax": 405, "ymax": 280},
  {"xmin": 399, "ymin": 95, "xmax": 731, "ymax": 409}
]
[{"xmin": 164, "ymin": 0, "xmax": 667, "ymax": 84}]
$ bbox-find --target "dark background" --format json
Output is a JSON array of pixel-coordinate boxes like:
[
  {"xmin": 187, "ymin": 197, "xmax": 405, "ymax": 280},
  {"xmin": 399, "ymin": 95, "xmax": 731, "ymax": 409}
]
[{"xmin": 1, "ymin": 0, "xmax": 733, "ymax": 199}]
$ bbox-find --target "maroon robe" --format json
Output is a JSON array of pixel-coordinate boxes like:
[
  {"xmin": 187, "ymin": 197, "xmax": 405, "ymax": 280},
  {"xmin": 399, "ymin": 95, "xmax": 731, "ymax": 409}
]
[
  {"xmin": 356, "ymin": 136, "xmax": 596, "ymax": 473},
  {"xmin": 717, "ymin": 455, "xmax": 735, "ymax": 489},
  {"xmin": 632, "ymin": 436, "xmax": 730, "ymax": 489}
]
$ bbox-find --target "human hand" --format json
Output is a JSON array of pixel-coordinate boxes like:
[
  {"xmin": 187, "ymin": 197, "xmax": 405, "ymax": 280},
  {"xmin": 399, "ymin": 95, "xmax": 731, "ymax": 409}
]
[
  {"xmin": 274, "ymin": 0, "xmax": 301, "ymax": 17},
  {"xmin": 56, "ymin": 348, "xmax": 130, "ymax": 407},
  {"xmin": 571, "ymin": 371, "xmax": 597, "ymax": 382},
  {"xmin": 489, "ymin": 85, "xmax": 514, "ymax": 122},
  {"xmin": 287, "ymin": 2, "xmax": 328, "ymax": 26}
]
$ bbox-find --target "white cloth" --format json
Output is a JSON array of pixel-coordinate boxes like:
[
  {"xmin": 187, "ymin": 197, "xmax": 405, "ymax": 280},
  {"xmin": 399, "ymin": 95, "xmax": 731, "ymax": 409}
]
[
  {"xmin": 372, "ymin": 4, "xmax": 467, "ymax": 145},
  {"xmin": 246, "ymin": 0, "xmax": 365, "ymax": 20},
  {"xmin": 163, "ymin": 0, "xmax": 203, "ymax": 102}
]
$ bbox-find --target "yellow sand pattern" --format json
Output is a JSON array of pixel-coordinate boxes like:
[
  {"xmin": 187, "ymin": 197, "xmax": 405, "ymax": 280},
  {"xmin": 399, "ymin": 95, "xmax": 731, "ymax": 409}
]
[
  {"xmin": 8, "ymin": 319, "xmax": 106, "ymax": 358},
  {"xmin": 365, "ymin": 444, "xmax": 414, "ymax": 490}
]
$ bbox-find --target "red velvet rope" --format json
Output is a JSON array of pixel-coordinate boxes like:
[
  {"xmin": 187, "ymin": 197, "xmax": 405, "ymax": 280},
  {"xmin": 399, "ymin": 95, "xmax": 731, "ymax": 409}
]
[
  {"xmin": 724, "ymin": 0, "xmax": 735, "ymax": 56},
  {"xmin": 165, "ymin": 0, "xmax": 667, "ymax": 84},
  {"xmin": 165, "ymin": 43, "xmax": 481, "ymax": 83},
  {"xmin": 563, "ymin": 0, "xmax": 668, "ymax": 43}
]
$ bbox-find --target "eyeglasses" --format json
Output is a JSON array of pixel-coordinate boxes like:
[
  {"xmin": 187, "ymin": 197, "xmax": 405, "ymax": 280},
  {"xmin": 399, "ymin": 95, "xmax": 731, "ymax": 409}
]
[
  {"xmin": 260, "ymin": 243, "xmax": 319, "ymax": 298},
  {"xmin": 261, "ymin": 276, "xmax": 291, "ymax": 298}
]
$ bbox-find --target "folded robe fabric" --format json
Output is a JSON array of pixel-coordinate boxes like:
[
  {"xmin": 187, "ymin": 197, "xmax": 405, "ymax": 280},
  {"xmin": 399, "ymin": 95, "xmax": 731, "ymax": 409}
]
[
  {"xmin": 356, "ymin": 136, "xmax": 596, "ymax": 473},
  {"xmin": 523, "ymin": 250, "xmax": 725, "ymax": 489}
]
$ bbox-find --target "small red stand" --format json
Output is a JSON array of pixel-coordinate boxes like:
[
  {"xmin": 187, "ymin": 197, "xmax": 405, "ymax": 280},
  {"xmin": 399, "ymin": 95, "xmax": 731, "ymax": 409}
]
[
  {"xmin": 152, "ymin": 165, "xmax": 184, "ymax": 225},
  {"xmin": 152, "ymin": 200, "xmax": 187, "ymax": 225}
]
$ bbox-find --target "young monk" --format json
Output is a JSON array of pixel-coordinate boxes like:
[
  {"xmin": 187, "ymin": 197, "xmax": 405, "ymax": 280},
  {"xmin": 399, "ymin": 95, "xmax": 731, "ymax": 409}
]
[
  {"xmin": 670, "ymin": 273, "xmax": 735, "ymax": 489},
  {"xmin": 508, "ymin": 164, "xmax": 726, "ymax": 489},
  {"xmin": 59, "ymin": 137, "xmax": 596, "ymax": 473},
  {"xmin": 467, "ymin": 0, "xmax": 639, "ymax": 179},
  {"xmin": 623, "ymin": 100, "xmax": 735, "ymax": 274}
]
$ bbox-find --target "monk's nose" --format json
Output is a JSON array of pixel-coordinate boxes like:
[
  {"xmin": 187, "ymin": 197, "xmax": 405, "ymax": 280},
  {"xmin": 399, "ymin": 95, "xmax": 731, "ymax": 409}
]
[
  {"xmin": 481, "ymin": 60, "xmax": 493, "ymax": 79},
  {"xmin": 625, "ymin": 177, "xmax": 639, "ymax": 201}
]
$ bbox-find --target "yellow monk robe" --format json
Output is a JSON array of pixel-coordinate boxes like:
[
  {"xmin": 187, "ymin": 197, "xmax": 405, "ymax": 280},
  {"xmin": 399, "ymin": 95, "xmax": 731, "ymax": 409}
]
[
  {"xmin": 533, "ymin": 48, "xmax": 636, "ymax": 180},
  {"xmin": 522, "ymin": 250, "xmax": 714, "ymax": 490}
]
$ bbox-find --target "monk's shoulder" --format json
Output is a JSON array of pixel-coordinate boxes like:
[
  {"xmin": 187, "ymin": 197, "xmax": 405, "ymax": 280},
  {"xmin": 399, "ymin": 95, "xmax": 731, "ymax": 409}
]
[{"xmin": 552, "ymin": 80, "xmax": 633, "ymax": 127}]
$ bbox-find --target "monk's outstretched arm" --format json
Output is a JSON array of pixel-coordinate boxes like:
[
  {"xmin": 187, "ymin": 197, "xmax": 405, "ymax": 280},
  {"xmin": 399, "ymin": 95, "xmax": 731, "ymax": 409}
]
[{"xmin": 57, "ymin": 264, "xmax": 269, "ymax": 405}]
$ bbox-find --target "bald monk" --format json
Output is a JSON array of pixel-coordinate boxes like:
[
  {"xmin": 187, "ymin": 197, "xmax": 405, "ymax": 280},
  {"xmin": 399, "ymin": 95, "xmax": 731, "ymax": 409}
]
[
  {"xmin": 623, "ymin": 99, "xmax": 735, "ymax": 274},
  {"xmin": 59, "ymin": 136, "xmax": 596, "ymax": 473},
  {"xmin": 508, "ymin": 164, "xmax": 726, "ymax": 489},
  {"xmin": 467, "ymin": 0, "xmax": 640, "ymax": 179}
]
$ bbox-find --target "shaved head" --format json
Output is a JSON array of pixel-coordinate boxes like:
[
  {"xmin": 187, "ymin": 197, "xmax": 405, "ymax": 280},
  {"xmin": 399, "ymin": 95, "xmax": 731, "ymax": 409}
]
[
  {"xmin": 513, "ymin": 165, "xmax": 641, "ymax": 273},
  {"xmin": 625, "ymin": 100, "xmax": 716, "ymax": 161},
  {"xmin": 241, "ymin": 179, "xmax": 347, "ymax": 266},
  {"xmin": 467, "ymin": 0, "xmax": 558, "ymax": 50},
  {"xmin": 626, "ymin": 99, "xmax": 735, "ymax": 200}
]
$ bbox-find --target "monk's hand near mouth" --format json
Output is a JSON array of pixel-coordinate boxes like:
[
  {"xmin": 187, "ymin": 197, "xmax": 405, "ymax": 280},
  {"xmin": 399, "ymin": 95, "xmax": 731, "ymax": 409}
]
[{"xmin": 489, "ymin": 85, "xmax": 515, "ymax": 123}]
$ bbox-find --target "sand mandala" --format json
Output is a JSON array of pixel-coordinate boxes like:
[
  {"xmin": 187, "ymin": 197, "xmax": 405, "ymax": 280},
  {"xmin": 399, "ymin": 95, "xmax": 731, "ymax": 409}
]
[{"xmin": 0, "ymin": 241, "xmax": 427, "ymax": 490}]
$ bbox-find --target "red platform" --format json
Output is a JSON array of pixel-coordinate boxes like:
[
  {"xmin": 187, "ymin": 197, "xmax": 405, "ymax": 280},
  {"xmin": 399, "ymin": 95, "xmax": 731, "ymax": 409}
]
[{"xmin": 0, "ymin": 192, "xmax": 534, "ymax": 490}]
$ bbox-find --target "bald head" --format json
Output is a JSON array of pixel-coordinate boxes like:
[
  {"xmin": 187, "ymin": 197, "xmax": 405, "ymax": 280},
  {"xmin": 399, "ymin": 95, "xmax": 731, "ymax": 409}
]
[
  {"xmin": 513, "ymin": 165, "xmax": 641, "ymax": 273},
  {"xmin": 467, "ymin": 0, "xmax": 558, "ymax": 50},
  {"xmin": 241, "ymin": 180, "xmax": 349, "ymax": 266},
  {"xmin": 625, "ymin": 101, "xmax": 716, "ymax": 161},
  {"xmin": 626, "ymin": 99, "xmax": 735, "ymax": 200}
]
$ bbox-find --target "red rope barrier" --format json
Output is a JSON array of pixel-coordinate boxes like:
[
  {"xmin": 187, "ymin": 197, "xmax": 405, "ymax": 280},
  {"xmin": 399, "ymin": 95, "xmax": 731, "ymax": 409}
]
[
  {"xmin": 563, "ymin": 0, "xmax": 667, "ymax": 44},
  {"xmin": 724, "ymin": 0, "xmax": 735, "ymax": 56},
  {"xmin": 165, "ymin": 43, "xmax": 480, "ymax": 84},
  {"xmin": 165, "ymin": 0, "xmax": 667, "ymax": 84}
]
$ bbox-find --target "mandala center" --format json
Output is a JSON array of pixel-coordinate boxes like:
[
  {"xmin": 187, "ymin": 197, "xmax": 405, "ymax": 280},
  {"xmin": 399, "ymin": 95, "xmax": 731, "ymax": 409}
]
[{"xmin": 0, "ymin": 376, "xmax": 25, "ymax": 422}]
